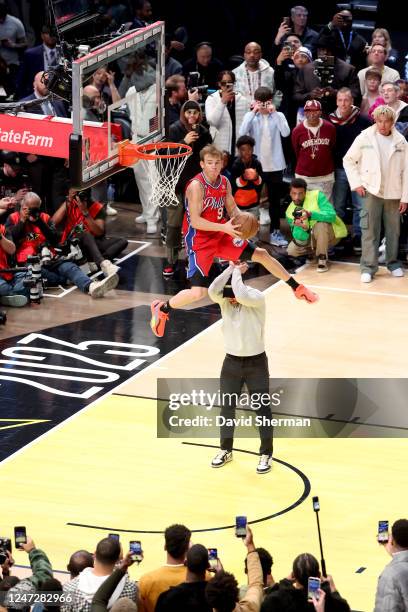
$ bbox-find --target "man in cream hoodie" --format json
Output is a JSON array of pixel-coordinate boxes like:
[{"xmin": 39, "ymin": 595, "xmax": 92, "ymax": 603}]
[
  {"xmin": 343, "ymin": 104, "xmax": 408, "ymax": 283},
  {"xmin": 62, "ymin": 538, "xmax": 138, "ymax": 612},
  {"xmin": 233, "ymin": 42, "xmax": 275, "ymax": 109}
]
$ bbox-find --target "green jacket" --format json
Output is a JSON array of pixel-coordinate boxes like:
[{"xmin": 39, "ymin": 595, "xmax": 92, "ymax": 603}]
[
  {"xmin": 286, "ymin": 190, "xmax": 347, "ymax": 242},
  {"xmin": 4, "ymin": 548, "xmax": 53, "ymax": 603}
]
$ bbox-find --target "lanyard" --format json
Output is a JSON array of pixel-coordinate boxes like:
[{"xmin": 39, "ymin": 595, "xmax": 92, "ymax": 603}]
[
  {"xmin": 245, "ymin": 68, "xmax": 261, "ymax": 99},
  {"xmin": 338, "ymin": 29, "xmax": 353, "ymax": 53}
]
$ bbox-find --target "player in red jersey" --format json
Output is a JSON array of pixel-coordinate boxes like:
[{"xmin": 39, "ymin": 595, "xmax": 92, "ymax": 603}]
[{"xmin": 150, "ymin": 145, "xmax": 318, "ymax": 337}]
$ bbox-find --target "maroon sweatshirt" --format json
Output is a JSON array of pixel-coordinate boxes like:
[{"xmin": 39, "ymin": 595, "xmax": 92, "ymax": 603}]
[{"xmin": 291, "ymin": 119, "xmax": 336, "ymax": 177}]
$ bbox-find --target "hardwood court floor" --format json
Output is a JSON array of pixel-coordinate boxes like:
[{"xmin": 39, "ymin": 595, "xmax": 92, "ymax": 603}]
[{"xmin": 2, "ymin": 261, "xmax": 408, "ymax": 611}]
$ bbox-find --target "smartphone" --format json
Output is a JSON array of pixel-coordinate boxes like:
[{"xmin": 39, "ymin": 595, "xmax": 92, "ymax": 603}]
[
  {"xmin": 208, "ymin": 548, "xmax": 218, "ymax": 569},
  {"xmin": 14, "ymin": 526, "xmax": 27, "ymax": 549},
  {"xmin": 108, "ymin": 533, "xmax": 120, "ymax": 541},
  {"xmin": 129, "ymin": 540, "xmax": 143, "ymax": 562},
  {"xmin": 283, "ymin": 16, "xmax": 291, "ymax": 26},
  {"xmin": 377, "ymin": 520, "xmax": 389, "ymax": 544},
  {"xmin": 307, "ymin": 576, "xmax": 321, "ymax": 601},
  {"xmin": 235, "ymin": 516, "xmax": 247, "ymax": 538},
  {"xmin": 312, "ymin": 496, "xmax": 320, "ymax": 511}
]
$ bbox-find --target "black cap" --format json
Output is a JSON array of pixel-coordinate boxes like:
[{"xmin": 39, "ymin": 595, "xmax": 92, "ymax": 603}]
[
  {"xmin": 0, "ymin": 150, "xmax": 24, "ymax": 169},
  {"xmin": 222, "ymin": 284, "xmax": 235, "ymax": 298}
]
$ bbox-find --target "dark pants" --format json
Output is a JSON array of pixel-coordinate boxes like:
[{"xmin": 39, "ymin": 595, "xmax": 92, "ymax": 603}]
[
  {"xmin": 27, "ymin": 157, "xmax": 69, "ymax": 214},
  {"xmin": 79, "ymin": 233, "xmax": 128, "ymax": 266},
  {"xmin": 220, "ymin": 352, "xmax": 273, "ymax": 456},
  {"xmin": 264, "ymin": 170, "xmax": 284, "ymax": 231}
]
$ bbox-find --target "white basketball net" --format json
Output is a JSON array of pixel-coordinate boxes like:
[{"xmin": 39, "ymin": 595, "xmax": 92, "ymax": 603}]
[{"xmin": 139, "ymin": 144, "xmax": 192, "ymax": 208}]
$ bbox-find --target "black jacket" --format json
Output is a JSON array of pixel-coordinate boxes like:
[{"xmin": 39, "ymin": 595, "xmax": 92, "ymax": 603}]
[
  {"xmin": 168, "ymin": 120, "xmax": 212, "ymax": 189},
  {"xmin": 261, "ymin": 579, "xmax": 350, "ymax": 612}
]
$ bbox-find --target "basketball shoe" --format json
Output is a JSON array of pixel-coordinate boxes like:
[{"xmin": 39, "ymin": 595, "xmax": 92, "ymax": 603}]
[
  {"xmin": 294, "ymin": 284, "xmax": 319, "ymax": 303},
  {"xmin": 211, "ymin": 450, "xmax": 232, "ymax": 468},
  {"xmin": 150, "ymin": 300, "xmax": 169, "ymax": 337}
]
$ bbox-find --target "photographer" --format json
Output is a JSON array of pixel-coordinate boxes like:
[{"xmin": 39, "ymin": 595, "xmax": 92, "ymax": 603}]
[
  {"xmin": 0, "ymin": 151, "xmax": 30, "ymax": 224},
  {"xmin": 0, "ymin": 223, "xmax": 29, "ymax": 307},
  {"xmin": 293, "ymin": 36, "xmax": 360, "ymax": 114},
  {"xmin": 182, "ymin": 42, "xmax": 223, "ymax": 91},
  {"xmin": 2, "ymin": 536, "xmax": 53, "ymax": 603},
  {"xmin": 205, "ymin": 71, "xmax": 248, "ymax": 157},
  {"xmin": 286, "ymin": 178, "xmax": 347, "ymax": 273},
  {"xmin": 318, "ymin": 10, "xmax": 368, "ymax": 72},
  {"xmin": 52, "ymin": 189, "xmax": 127, "ymax": 278},
  {"xmin": 6, "ymin": 192, "xmax": 119, "ymax": 298}
]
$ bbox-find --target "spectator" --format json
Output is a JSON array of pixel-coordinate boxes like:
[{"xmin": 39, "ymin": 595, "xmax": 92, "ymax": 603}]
[
  {"xmin": 293, "ymin": 35, "xmax": 361, "ymax": 114},
  {"xmin": 371, "ymin": 28, "xmax": 399, "ymax": 69},
  {"xmin": 62, "ymin": 538, "xmax": 137, "ymax": 612},
  {"xmin": 0, "ymin": 0, "xmax": 27, "ymax": 84},
  {"xmin": 381, "ymin": 81, "xmax": 408, "ymax": 119},
  {"xmin": 239, "ymin": 86, "xmax": 290, "ymax": 246},
  {"xmin": 261, "ymin": 553, "xmax": 350, "ymax": 611},
  {"xmin": 291, "ymin": 99, "xmax": 336, "ymax": 200},
  {"xmin": 233, "ymin": 42, "xmax": 275, "ymax": 108},
  {"xmin": 91, "ymin": 553, "xmax": 136, "ymax": 612},
  {"xmin": 397, "ymin": 79, "xmax": 408, "ymax": 103},
  {"xmin": 32, "ymin": 577, "xmax": 63, "ymax": 612},
  {"xmin": 138, "ymin": 523, "xmax": 191, "ymax": 612},
  {"xmin": 318, "ymin": 10, "xmax": 368, "ymax": 71},
  {"xmin": 274, "ymin": 45, "xmax": 312, "ymax": 128},
  {"xmin": 241, "ymin": 548, "xmax": 275, "ymax": 599},
  {"xmin": 357, "ymin": 44, "xmax": 400, "ymax": 97},
  {"xmin": 286, "ymin": 177, "xmax": 347, "ymax": 272},
  {"xmin": 0, "ymin": 221, "xmax": 28, "ymax": 306},
  {"xmin": 132, "ymin": 0, "xmax": 152, "ymax": 28},
  {"xmin": 273, "ymin": 6, "xmax": 318, "ymax": 55},
  {"xmin": 155, "ymin": 544, "xmax": 211, "ymax": 612},
  {"xmin": 6, "ymin": 192, "xmax": 119, "ymax": 298},
  {"xmin": 164, "ymin": 34, "xmax": 182, "ymax": 80},
  {"xmin": 0, "ymin": 151, "xmax": 30, "ymax": 224},
  {"xmin": 88, "ymin": 66, "xmax": 121, "ymax": 106},
  {"xmin": 164, "ymin": 99, "xmax": 212, "ymax": 277},
  {"xmin": 359, "ymin": 67, "xmax": 382, "ymax": 117},
  {"xmin": 0, "ymin": 55, "xmax": 13, "ymax": 100},
  {"xmin": 205, "ymin": 527, "xmax": 263, "ymax": 612},
  {"xmin": 374, "ymin": 518, "xmax": 408, "ymax": 611},
  {"xmin": 16, "ymin": 23, "xmax": 59, "ymax": 98},
  {"xmin": 230, "ymin": 135, "xmax": 263, "ymax": 218},
  {"xmin": 3, "ymin": 536, "xmax": 53, "ymax": 602},
  {"xmin": 329, "ymin": 88, "xmax": 371, "ymax": 252},
  {"xmin": 52, "ymin": 188, "xmax": 127, "ymax": 276},
  {"xmin": 183, "ymin": 42, "xmax": 223, "ymax": 91},
  {"xmin": 343, "ymin": 105, "xmax": 408, "ymax": 283},
  {"xmin": 19, "ymin": 70, "xmax": 68, "ymax": 117},
  {"xmin": 67, "ymin": 551, "xmax": 94, "ymax": 580},
  {"xmin": 165, "ymin": 75, "xmax": 200, "ymax": 129},
  {"xmin": 205, "ymin": 70, "xmax": 248, "ymax": 157}
]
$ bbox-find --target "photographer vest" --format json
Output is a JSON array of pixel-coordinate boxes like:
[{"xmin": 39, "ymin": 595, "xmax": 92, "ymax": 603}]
[
  {"xmin": 60, "ymin": 200, "xmax": 104, "ymax": 243},
  {"xmin": 286, "ymin": 190, "xmax": 347, "ymax": 239},
  {"xmin": 8, "ymin": 211, "xmax": 51, "ymax": 263},
  {"xmin": 0, "ymin": 224, "xmax": 12, "ymax": 280}
]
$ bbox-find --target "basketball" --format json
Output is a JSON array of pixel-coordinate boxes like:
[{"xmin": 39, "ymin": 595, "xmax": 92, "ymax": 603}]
[{"xmin": 236, "ymin": 212, "xmax": 260, "ymax": 239}]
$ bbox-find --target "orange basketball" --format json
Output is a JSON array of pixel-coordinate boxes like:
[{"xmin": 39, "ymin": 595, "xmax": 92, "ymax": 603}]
[{"xmin": 236, "ymin": 212, "xmax": 260, "ymax": 240}]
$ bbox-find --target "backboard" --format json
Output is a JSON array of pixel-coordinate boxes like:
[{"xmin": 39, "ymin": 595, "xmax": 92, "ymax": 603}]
[{"xmin": 70, "ymin": 21, "xmax": 165, "ymax": 189}]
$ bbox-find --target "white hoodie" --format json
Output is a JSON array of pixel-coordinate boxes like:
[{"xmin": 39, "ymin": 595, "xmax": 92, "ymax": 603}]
[
  {"xmin": 233, "ymin": 59, "xmax": 275, "ymax": 106},
  {"xmin": 77, "ymin": 567, "xmax": 128, "ymax": 608}
]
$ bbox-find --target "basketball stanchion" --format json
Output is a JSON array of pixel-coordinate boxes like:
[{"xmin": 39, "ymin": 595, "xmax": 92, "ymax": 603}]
[
  {"xmin": 118, "ymin": 140, "xmax": 192, "ymax": 208},
  {"xmin": 313, "ymin": 496, "xmax": 327, "ymax": 577}
]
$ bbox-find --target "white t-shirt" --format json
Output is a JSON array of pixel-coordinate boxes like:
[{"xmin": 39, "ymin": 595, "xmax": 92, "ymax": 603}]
[
  {"xmin": 259, "ymin": 115, "xmax": 274, "ymax": 171},
  {"xmin": 0, "ymin": 14, "xmax": 25, "ymax": 65},
  {"xmin": 375, "ymin": 133, "xmax": 394, "ymax": 197}
]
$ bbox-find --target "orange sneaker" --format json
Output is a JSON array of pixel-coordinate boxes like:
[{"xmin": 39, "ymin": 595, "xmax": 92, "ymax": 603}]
[
  {"xmin": 150, "ymin": 300, "xmax": 169, "ymax": 337},
  {"xmin": 294, "ymin": 284, "xmax": 319, "ymax": 303}
]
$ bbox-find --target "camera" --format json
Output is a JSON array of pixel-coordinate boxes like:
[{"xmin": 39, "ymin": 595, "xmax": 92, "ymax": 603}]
[
  {"xmin": 314, "ymin": 56, "xmax": 335, "ymax": 88},
  {"xmin": 187, "ymin": 72, "xmax": 209, "ymax": 97},
  {"xmin": 40, "ymin": 243, "xmax": 52, "ymax": 266},
  {"xmin": 0, "ymin": 537, "xmax": 12, "ymax": 565},
  {"xmin": 23, "ymin": 255, "xmax": 43, "ymax": 303},
  {"xmin": 57, "ymin": 238, "xmax": 85, "ymax": 264},
  {"xmin": 28, "ymin": 208, "xmax": 41, "ymax": 221},
  {"xmin": 293, "ymin": 207, "xmax": 304, "ymax": 220}
]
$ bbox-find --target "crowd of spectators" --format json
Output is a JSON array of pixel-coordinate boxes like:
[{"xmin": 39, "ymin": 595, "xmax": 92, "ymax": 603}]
[
  {"xmin": 1, "ymin": 520, "xmax": 408, "ymax": 611},
  {"xmin": 1, "ymin": 0, "xmax": 408, "ymax": 296}
]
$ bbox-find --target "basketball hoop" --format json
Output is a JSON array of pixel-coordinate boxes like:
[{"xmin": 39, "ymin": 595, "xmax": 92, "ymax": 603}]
[{"xmin": 118, "ymin": 141, "xmax": 192, "ymax": 207}]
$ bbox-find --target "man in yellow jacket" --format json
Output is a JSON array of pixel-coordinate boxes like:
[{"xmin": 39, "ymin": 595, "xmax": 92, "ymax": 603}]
[{"xmin": 285, "ymin": 177, "xmax": 347, "ymax": 272}]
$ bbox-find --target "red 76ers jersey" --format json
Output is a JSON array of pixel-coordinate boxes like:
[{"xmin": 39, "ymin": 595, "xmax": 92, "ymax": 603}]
[{"xmin": 186, "ymin": 172, "xmax": 228, "ymax": 223}]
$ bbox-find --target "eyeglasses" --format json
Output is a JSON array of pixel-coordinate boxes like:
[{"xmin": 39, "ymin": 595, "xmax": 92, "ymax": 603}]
[{"xmin": 220, "ymin": 81, "xmax": 233, "ymax": 86}]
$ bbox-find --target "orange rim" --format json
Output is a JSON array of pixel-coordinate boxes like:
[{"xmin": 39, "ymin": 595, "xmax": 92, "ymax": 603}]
[{"xmin": 122, "ymin": 141, "xmax": 192, "ymax": 160}]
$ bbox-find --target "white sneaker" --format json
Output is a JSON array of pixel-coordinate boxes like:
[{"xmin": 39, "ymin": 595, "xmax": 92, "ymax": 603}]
[
  {"xmin": 269, "ymin": 230, "xmax": 288, "ymax": 247},
  {"xmin": 259, "ymin": 208, "xmax": 271, "ymax": 225},
  {"xmin": 88, "ymin": 273, "xmax": 119, "ymax": 298},
  {"xmin": 378, "ymin": 253, "xmax": 386, "ymax": 264},
  {"xmin": 88, "ymin": 262, "xmax": 99, "ymax": 274},
  {"xmin": 135, "ymin": 214, "xmax": 146, "ymax": 223},
  {"xmin": 379, "ymin": 237, "xmax": 386, "ymax": 253},
  {"xmin": 100, "ymin": 260, "xmax": 120, "ymax": 277},
  {"xmin": 256, "ymin": 454, "xmax": 272, "ymax": 474},
  {"xmin": 391, "ymin": 268, "xmax": 404, "ymax": 277},
  {"xmin": 0, "ymin": 295, "xmax": 28, "ymax": 307},
  {"xmin": 361, "ymin": 272, "xmax": 372, "ymax": 283},
  {"xmin": 146, "ymin": 222, "xmax": 158, "ymax": 234},
  {"xmin": 211, "ymin": 450, "xmax": 232, "ymax": 468},
  {"xmin": 106, "ymin": 204, "xmax": 118, "ymax": 216}
]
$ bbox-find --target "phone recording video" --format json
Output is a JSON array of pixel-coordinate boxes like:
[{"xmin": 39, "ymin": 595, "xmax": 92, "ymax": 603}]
[
  {"xmin": 129, "ymin": 540, "xmax": 143, "ymax": 562},
  {"xmin": 313, "ymin": 496, "xmax": 320, "ymax": 511},
  {"xmin": 208, "ymin": 548, "xmax": 218, "ymax": 569},
  {"xmin": 377, "ymin": 520, "xmax": 389, "ymax": 544},
  {"xmin": 108, "ymin": 533, "xmax": 120, "ymax": 541},
  {"xmin": 235, "ymin": 516, "xmax": 247, "ymax": 538},
  {"xmin": 14, "ymin": 526, "xmax": 27, "ymax": 549},
  {"xmin": 307, "ymin": 576, "xmax": 321, "ymax": 601}
]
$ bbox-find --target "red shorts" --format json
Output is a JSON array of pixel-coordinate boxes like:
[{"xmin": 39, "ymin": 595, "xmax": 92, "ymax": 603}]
[{"xmin": 185, "ymin": 230, "xmax": 250, "ymax": 279}]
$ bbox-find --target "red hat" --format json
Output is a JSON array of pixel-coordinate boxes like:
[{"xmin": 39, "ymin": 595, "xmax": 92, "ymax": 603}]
[{"xmin": 304, "ymin": 99, "xmax": 322, "ymax": 111}]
